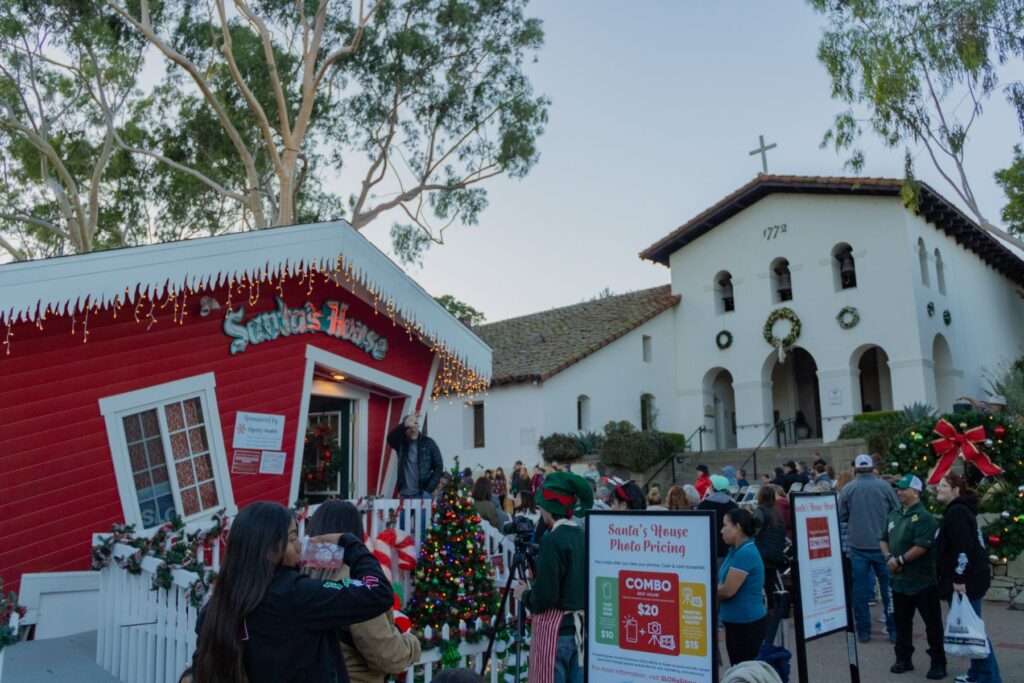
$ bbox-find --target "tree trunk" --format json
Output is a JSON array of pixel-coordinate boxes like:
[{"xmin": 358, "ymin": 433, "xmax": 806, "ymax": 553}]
[{"xmin": 277, "ymin": 149, "xmax": 297, "ymax": 226}]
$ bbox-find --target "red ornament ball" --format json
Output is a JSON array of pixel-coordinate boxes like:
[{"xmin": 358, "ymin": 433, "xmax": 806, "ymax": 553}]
[
  {"xmin": 994, "ymin": 425, "xmax": 1006, "ymax": 438},
  {"xmin": 988, "ymin": 534, "xmax": 1003, "ymax": 547}
]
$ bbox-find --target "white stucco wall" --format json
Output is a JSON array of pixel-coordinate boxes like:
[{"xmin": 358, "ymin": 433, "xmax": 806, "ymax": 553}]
[
  {"xmin": 904, "ymin": 212, "xmax": 1024, "ymax": 411},
  {"xmin": 427, "ymin": 382, "xmax": 544, "ymax": 473},
  {"xmin": 669, "ymin": 192, "xmax": 1024, "ymax": 446},
  {"xmin": 427, "ymin": 309, "xmax": 679, "ymax": 471}
]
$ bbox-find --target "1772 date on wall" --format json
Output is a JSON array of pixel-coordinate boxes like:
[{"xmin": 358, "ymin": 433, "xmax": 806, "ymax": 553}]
[{"xmin": 763, "ymin": 223, "xmax": 788, "ymax": 240}]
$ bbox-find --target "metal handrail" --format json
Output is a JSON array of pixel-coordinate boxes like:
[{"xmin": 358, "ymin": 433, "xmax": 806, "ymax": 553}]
[{"xmin": 642, "ymin": 425, "xmax": 706, "ymax": 493}]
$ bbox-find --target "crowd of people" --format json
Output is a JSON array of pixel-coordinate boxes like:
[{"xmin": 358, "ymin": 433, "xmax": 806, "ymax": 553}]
[{"xmin": 178, "ymin": 411, "xmax": 1001, "ymax": 683}]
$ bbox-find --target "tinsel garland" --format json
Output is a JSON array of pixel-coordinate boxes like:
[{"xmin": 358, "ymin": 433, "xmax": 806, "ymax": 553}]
[{"xmin": 89, "ymin": 509, "xmax": 227, "ymax": 607}]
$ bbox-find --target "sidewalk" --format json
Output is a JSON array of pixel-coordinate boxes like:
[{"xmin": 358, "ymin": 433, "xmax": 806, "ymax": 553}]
[
  {"xmin": 776, "ymin": 600, "xmax": 1024, "ymax": 682},
  {"xmin": 3, "ymin": 630, "xmax": 118, "ymax": 683}
]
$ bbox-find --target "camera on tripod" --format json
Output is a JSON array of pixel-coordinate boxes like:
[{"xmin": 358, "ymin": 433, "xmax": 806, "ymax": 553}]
[{"xmin": 502, "ymin": 515, "xmax": 539, "ymax": 555}]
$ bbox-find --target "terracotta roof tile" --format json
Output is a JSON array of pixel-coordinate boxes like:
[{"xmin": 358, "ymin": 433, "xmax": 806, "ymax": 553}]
[
  {"xmin": 639, "ymin": 175, "xmax": 1024, "ymax": 286},
  {"xmin": 475, "ymin": 286, "xmax": 679, "ymax": 386}
]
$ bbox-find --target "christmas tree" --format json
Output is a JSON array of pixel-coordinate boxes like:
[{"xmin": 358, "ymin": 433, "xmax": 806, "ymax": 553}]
[
  {"xmin": 407, "ymin": 465, "xmax": 499, "ymax": 644},
  {"xmin": 884, "ymin": 410, "xmax": 1024, "ymax": 563}
]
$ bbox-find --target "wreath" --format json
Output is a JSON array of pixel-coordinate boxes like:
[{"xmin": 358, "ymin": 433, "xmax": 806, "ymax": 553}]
[
  {"xmin": 943, "ymin": 309, "xmax": 952, "ymax": 326},
  {"xmin": 715, "ymin": 330, "xmax": 733, "ymax": 350},
  {"xmin": 836, "ymin": 306, "xmax": 860, "ymax": 330},
  {"xmin": 302, "ymin": 423, "xmax": 345, "ymax": 487},
  {"xmin": 763, "ymin": 307, "xmax": 801, "ymax": 349}
]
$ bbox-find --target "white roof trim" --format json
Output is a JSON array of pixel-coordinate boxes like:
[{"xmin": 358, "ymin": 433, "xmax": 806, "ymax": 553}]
[{"xmin": 0, "ymin": 221, "xmax": 491, "ymax": 377}]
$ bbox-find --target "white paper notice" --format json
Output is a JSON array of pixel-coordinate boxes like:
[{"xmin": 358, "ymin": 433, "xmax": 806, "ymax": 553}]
[
  {"xmin": 233, "ymin": 412, "xmax": 286, "ymax": 450},
  {"xmin": 793, "ymin": 494, "xmax": 848, "ymax": 639},
  {"xmin": 259, "ymin": 450, "xmax": 287, "ymax": 475}
]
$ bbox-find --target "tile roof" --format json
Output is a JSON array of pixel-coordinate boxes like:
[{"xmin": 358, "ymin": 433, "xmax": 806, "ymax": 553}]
[
  {"xmin": 639, "ymin": 175, "xmax": 1024, "ymax": 286},
  {"xmin": 474, "ymin": 285, "xmax": 679, "ymax": 386}
]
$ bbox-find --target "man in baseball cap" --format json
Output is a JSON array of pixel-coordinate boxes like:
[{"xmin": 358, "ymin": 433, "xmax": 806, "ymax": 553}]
[
  {"xmin": 839, "ymin": 453, "xmax": 900, "ymax": 643},
  {"xmin": 880, "ymin": 473, "xmax": 945, "ymax": 679}
]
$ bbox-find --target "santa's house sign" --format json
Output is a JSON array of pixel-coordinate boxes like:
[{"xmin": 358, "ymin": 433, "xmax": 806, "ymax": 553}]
[{"xmin": 223, "ymin": 297, "xmax": 388, "ymax": 360}]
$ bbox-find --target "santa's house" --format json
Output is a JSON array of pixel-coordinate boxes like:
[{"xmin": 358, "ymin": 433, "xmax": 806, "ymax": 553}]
[{"xmin": 0, "ymin": 221, "xmax": 490, "ymax": 639}]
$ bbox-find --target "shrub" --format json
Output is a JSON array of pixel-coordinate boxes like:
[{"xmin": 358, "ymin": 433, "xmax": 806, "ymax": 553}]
[
  {"xmin": 901, "ymin": 402, "xmax": 936, "ymax": 422},
  {"xmin": 598, "ymin": 420, "xmax": 674, "ymax": 472},
  {"xmin": 663, "ymin": 432, "xmax": 687, "ymax": 453},
  {"xmin": 838, "ymin": 411, "xmax": 905, "ymax": 455},
  {"xmin": 574, "ymin": 430, "xmax": 605, "ymax": 455},
  {"xmin": 537, "ymin": 432, "xmax": 584, "ymax": 462}
]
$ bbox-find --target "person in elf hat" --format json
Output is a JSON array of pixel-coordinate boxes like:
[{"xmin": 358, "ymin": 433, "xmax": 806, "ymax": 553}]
[
  {"xmin": 512, "ymin": 471, "xmax": 593, "ymax": 683},
  {"xmin": 879, "ymin": 474, "xmax": 946, "ymax": 680}
]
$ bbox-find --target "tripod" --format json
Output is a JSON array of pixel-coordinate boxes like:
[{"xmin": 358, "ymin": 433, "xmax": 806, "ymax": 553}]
[{"xmin": 479, "ymin": 541, "xmax": 535, "ymax": 679}]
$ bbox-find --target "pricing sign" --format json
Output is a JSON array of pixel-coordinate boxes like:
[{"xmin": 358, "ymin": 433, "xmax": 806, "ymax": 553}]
[{"xmin": 587, "ymin": 511, "xmax": 717, "ymax": 683}]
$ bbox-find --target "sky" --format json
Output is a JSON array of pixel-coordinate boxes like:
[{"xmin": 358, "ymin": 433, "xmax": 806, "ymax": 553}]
[{"xmin": 356, "ymin": 1, "xmax": 1024, "ymax": 323}]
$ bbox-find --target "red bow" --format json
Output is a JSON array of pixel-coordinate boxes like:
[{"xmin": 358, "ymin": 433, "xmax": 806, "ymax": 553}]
[{"xmin": 927, "ymin": 419, "xmax": 1003, "ymax": 485}]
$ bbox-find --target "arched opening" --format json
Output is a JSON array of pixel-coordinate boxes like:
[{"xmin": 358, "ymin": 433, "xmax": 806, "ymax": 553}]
[
  {"xmin": 934, "ymin": 249, "xmax": 946, "ymax": 295},
  {"xmin": 714, "ymin": 270, "xmax": 735, "ymax": 314},
  {"xmin": 702, "ymin": 368, "xmax": 736, "ymax": 450},
  {"xmin": 640, "ymin": 393, "xmax": 656, "ymax": 431},
  {"xmin": 832, "ymin": 243, "xmax": 857, "ymax": 290},
  {"xmin": 770, "ymin": 257, "xmax": 793, "ymax": 302},
  {"xmin": 917, "ymin": 237, "xmax": 930, "ymax": 287},
  {"xmin": 577, "ymin": 395, "xmax": 591, "ymax": 431},
  {"xmin": 852, "ymin": 345, "xmax": 894, "ymax": 413},
  {"xmin": 765, "ymin": 347, "xmax": 821, "ymax": 441},
  {"xmin": 933, "ymin": 335, "xmax": 956, "ymax": 411}
]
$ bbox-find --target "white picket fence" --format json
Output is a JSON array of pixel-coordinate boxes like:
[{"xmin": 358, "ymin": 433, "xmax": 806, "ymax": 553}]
[{"xmin": 94, "ymin": 499, "xmax": 527, "ymax": 683}]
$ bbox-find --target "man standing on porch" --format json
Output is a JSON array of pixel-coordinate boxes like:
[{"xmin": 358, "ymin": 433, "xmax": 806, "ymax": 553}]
[{"xmin": 388, "ymin": 412, "xmax": 444, "ymax": 499}]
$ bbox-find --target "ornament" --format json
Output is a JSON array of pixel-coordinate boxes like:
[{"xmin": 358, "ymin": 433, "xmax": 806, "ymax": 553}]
[
  {"xmin": 913, "ymin": 432, "xmax": 924, "ymax": 442},
  {"xmin": 988, "ymin": 534, "xmax": 1002, "ymax": 547},
  {"xmin": 1002, "ymin": 511, "xmax": 1011, "ymax": 519},
  {"xmin": 995, "ymin": 425, "xmax": 1006, "ymax": 438},
  {"xmin": 989, "ymin": 554, "xmax": 1000, "ymax": 563},
  {"xmin": 959, "ymin": 422, "xmax": 968, "ymax": 429},
  {"xmin": 898, "ymin": 443, "xmax": 907, "ymax": 450},
  {"xmin": 985, "ymin": 439, "xmax": 994, "ymax": 447}
]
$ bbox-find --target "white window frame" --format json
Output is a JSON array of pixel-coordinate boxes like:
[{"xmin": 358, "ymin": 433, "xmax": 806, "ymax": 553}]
[{"xmin": 98, "ymin": 372, "xmax": 236, "ymax": 531}]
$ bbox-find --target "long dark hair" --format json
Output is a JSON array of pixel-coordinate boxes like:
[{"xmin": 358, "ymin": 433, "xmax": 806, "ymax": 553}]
[
  {"xmin": 195, "ymin": 502, "xmax": 293, "ymax": 682},
  {"xmin": 515, "ymin": 490, "xmax": 537, "ymax": 513},
  {"xmin": 944, "ymin": 472, "xmax": 979, "ymax": 505},
  {"xmin": 472, "ymin": 477, "xmax": 493, "ymax": 502},
  {"xmin": 307, "ymin": 500, "xmax": 363, "ymax": 537}
]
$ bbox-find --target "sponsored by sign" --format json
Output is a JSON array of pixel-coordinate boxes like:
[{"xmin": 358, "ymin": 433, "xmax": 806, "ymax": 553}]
[
  {"xmin": 223, "ymin": 296, "xmax": 388, "ymax": 361},
  {"xmin": 587, "ymin": 511, "xmax": 717, "ymax": 683},
  {"xmin": 792, "ymin": 493, "xmax": 848, "ymax": 640},
  {"xmin": 232, "ymin": 412, "xmax": 286, "ymax": 451}
]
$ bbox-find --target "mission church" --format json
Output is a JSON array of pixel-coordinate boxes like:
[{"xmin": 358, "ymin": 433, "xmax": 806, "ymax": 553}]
[{"xmin": 429, "ymin": 175, "xmax": 1024, "ymax": 471}]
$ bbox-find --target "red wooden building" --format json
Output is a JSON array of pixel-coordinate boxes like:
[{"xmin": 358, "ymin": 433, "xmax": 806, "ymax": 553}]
[{"xmin": 0, "ymin": 221, "xmax": 490, "ymax": 613}]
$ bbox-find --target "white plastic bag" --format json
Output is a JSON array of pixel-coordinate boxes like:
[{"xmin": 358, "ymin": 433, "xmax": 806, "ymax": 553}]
[{"xmin": 943, "ymin": 593, "xmax": 990, "ymax": 659}]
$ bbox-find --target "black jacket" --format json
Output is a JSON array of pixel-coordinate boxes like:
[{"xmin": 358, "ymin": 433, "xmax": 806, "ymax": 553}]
[
  {"xmin": 936, "ymin": 496, "xmax": 991, "ymax": 601},
  {"xmin": 387, "ymin": 425, "xmax": 444, "ymax": 496},
  {"xmin": 196, "ymin": 533, "xmax": 393, "ymax": 683}
]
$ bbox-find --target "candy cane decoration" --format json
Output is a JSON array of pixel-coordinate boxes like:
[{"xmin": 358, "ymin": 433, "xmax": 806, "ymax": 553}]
[{"xmin": 372, "ymin": 527, "xmax": 416, "ymax": 580}]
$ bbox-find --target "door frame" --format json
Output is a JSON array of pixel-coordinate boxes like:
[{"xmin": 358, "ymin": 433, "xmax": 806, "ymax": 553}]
[{"xmin": 289, "ymin": 344, "xmax": 422, "ymax": 502}]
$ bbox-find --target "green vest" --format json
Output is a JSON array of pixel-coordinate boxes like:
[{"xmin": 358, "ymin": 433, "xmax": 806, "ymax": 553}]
[{"xmin": 880, "ymin": 501, "xmax": 938, "ymax": 595}]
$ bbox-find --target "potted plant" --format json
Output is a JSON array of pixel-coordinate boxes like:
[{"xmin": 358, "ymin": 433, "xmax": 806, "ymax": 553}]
[{"xmin": 795, "ymin": 411, "xmax": 810, "ymax": 440}]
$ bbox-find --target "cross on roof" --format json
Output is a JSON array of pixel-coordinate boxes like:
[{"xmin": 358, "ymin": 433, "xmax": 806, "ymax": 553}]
[{"xmin": 749, "ymin": 134, "xmax": 777, "ymax": 175}]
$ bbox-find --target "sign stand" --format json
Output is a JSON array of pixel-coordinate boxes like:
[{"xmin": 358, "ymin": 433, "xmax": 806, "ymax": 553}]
[{"xmin": 789, "ymin": 491, "xmax": 860, "ymax": 683}]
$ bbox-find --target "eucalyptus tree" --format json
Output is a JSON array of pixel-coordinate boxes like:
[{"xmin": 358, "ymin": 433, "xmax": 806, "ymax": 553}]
[
  {"xmin": 106, "ymin": 0, "xmax": 548, "ymax": 263},
  {"xmin": 0, "ymin": 1, "xmax": 150, "ymax": 259},
  {"xmin": 810, "ymin": 0, "xmax": 1024, "ymax": 241}
]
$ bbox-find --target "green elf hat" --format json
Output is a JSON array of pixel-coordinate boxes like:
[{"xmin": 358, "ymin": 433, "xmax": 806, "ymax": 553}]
[{"xmin": 538, "ymin": 471, "xmax": 594, "ymax": 518}]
